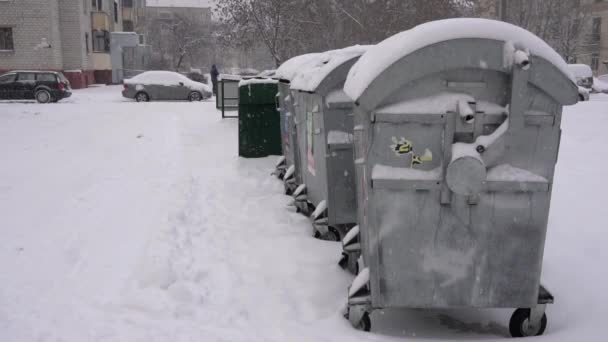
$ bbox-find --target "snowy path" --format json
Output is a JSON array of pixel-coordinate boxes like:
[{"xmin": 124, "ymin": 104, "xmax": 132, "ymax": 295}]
[{"xmin": 1, "ymin": 87, "xmax": 607, "ymax": 341}]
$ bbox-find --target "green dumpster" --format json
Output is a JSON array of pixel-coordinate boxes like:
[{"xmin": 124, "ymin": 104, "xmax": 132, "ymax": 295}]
[{"xmin": 238, "ymin": 79, "xmax": 282, "ymax": 158}]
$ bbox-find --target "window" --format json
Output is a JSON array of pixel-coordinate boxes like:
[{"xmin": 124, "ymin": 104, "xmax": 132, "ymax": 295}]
[
  {"xmin": 114, "ymin": 1, "xmax": 118, "ymax": 22},
  {"xmin": 123, "ymin": 0, "xmax": 133, "ymax": 7},
  {"xmin": 85, "ymin": 32, "xmax": 90, "ymax": 53},
  {"xmin": 123, "ymin": 20, "xmax": 134, "ymax": 31},
  {"xmin": 0, "ymin": 27, "xmax": 14, "ymax": 51},
  {"xmin": 0, "ymin": 74, "xmax": 16, "ymax": 84},
  {"xmin": 92, "ymin": 0, "xmax": 102, "ymax": 11},
  {"xmin": 37, "ymin": 73, "xmax": 57, "ymax": 82},
  {"xmin": 159, "ymin": 11, "xmax": 172, "ymax": 20},
  {"xmin": 591, "ymin": 54, "xmax": 600, "ymax": 71},
  {"xmin": 138, "ymin": 34, "xmax": 145, "ymax": 45},
  {"xmin": 592, "ymin": 17, "xmax": 602, "ymax": 42},
  {"xmin": 17, "ymin": 73, "xmax": 36, "ymax": 82},
  {"xmin": 92, "ymin": 30, "xmax": 110, "ymax": 52}
]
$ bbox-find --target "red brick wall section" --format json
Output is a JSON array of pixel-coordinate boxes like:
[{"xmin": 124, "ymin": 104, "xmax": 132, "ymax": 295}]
[
  {"xmin": 94, "ymin": 70, "xmax": 113, "ymax": 85},
  {"xmin": 63, "ymin": 71, "xmax": 96, "ymax": 89}
]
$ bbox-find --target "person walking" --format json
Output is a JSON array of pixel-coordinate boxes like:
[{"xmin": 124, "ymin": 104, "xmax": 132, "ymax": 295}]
[{"xmin": 210, "ymin": 64, "xmax": 219, "ymax": 96}]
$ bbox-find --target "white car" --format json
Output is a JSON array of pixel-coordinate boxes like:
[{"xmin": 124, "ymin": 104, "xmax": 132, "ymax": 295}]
[
  {"xmin": 122, "ymin": 71, "xmax": 212, "ymax": 102},
  {"xmin": 593, "ymin": 75, "xmax": 608, "ymax": 94},
  {"xmin": 568, "ymin": 64, "xmax": 593, "ymax": 89}
]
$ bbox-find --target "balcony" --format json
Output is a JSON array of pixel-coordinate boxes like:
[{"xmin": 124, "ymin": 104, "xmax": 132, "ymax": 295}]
[{"xmin": 91, "ymin": 11, "xmax": 111, "ymax": 31}]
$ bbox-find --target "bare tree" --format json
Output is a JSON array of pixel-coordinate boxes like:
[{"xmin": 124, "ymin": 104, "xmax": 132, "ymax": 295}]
[
  {"xmin": 215, "ymin": 0, "xmax": 470, "ymax": 67},
  {"xmin": 472, "ymin": 0, "xmax": 592, "ymax": 62},
  {"xmin": 147, "ymin": 12, "xmax": 212, "ymax": 71}
]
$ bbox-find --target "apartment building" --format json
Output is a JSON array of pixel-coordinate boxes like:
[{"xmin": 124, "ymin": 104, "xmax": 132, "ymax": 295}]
[
  {"xmin": 584, "ymin": 0, "xmax": 608, "ymax": 75},
  {"xmin": 0, "ymin": 0, "xmax": 146, "ymax": 88}
]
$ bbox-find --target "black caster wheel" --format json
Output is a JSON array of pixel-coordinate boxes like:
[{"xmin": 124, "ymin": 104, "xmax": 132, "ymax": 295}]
[
  {"xmin": 314, "ymin": 228, "xmax": 340, "ymax": 241},
  {"xmin": 338, "ymin": 253, "xmax": 348, "ymax": 269},
  {"xmin": 357, "ymin": 312, "xmax": 371, "ymax": 332},
  {"xmin": 509, "ymin": 308, "xmax": 547, "ymax": 337}
]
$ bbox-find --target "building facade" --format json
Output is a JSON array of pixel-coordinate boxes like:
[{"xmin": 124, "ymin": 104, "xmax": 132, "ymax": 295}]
[
  {"xmin": 583, "ymin": 0, "xmax": 608, "ymax": 75},
  {"xmin": 0, "ymin": 0, "xmax": 146, "ymax": 88}
]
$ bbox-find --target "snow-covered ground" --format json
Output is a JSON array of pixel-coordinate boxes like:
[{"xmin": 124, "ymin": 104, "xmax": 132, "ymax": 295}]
[{"xmin": 0, "ymin": 86, "xmax": 606, "ymax": 341}]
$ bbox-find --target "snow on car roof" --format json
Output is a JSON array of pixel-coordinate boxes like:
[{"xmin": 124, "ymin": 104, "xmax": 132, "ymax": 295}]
[
  {"xmin": 568, "ymin": 64, "xmax": 593, "ymax": 78},
  {"xmin": 274, "ymin": 53, "xmax": 323, "ymax": 82},
  {"xmin": 125, "ymin": 71, "xmax": 211, "ymax": 92},
  {"xmin": 290, "ymin": 45, "xmax": 370, "ymax": 92},
  {"xmin": 344, "ymin": 18, "xmax": 574, "ymax": 101}
]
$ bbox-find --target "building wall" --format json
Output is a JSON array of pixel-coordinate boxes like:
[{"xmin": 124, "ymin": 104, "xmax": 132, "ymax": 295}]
[
  {"xmin": 592, "ymin": 0, "xmax": 608, "ymax": 75},
  {"xmin": 59, "ymin": 0, "xmax": 87, "ymax": 70},
  {"xmin": 0, "ymin": 0, "xmax": 64, "ymax": 70}
]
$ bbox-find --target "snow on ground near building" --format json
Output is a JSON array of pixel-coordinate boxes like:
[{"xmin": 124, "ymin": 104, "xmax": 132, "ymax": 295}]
[{"xmin": 0, "ymin": 87, "xmax": 607, "ymax": 341}]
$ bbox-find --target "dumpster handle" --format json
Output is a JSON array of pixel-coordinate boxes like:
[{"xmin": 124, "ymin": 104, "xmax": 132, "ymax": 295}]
[{"xmin": 275, "ymin": 93, "xmax": 281, "ymax": 111}]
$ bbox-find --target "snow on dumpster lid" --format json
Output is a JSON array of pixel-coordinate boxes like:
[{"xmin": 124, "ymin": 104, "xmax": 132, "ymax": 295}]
[
  {"xmin": 344, "ymin": 18, "xmax": 574, "ymax": 101},
  {"xmin": 219, "ymin": 74, "xmax": 242, "ymax": 81},
  {"xmin": 274, "ymin": 53, "xmax": 323, "ymax": 82},
  {"xmin": 290, "ymin": 45, "xmax": 370, "ymax": 92},
  {"xmin": 238, "ymin": 78, "xmax": 279, "ymax": 87}
]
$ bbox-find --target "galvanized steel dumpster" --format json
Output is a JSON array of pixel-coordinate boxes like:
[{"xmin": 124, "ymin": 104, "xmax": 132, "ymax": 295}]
[
  {"xmin": 341, "ymin": 19, "xmax": 578, "ymax": 337},
  {"xmin": 273, "ymin": 54, "xmax": 322, "ymax": 193},
  {"xmin": 238, "ymin": 78, "xmax": 282, "ymax": 158},
  {"xmin": 290, "ymin": 46, "xmax": 369, "ymax": 240}
]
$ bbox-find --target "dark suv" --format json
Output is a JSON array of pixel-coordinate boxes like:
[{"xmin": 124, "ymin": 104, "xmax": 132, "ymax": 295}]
[{"xmin": 0, "ymin": 71, "xmax": 72, "ymax": 103}]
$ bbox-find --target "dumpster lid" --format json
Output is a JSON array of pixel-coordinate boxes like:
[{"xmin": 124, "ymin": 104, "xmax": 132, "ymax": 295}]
[
  {"xmin": 325, "ymin": 89, "xmax": 352, "ymax": 107},
  {"xmin": 375, "ymin": 93, "xmax": 508, "ymax": 115},
  {"xmin": 344, "ymin": 18, "xmax": 575, "ymax": 102},
  {"xmin": 219, "ymin": 74, "xmax": 242, "ymax": 81},
  {"xmin": 290, "ymin": 45, "xmax": 370, "ymax": 93},
  {"xmin": 274, "ymin": 53, "xmax": 323, "ymax": 82},
  {"xmin": 238, "ymin": 78, "xmax": 278, "ymax": 88}
]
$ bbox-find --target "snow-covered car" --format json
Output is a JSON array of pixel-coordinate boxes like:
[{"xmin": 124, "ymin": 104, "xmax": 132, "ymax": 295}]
[
  {"xmin": 592, "ymin": 76, "xmax": 608, "ymax": 94},
  {"xmin": 122, "ymin": 71, "xmax": 212, "ymax": 102},
  {"xmin": 568, "ymin": 64, "xmax": 593, "ymax": 89},
  {"xmin": 578, "ymin": 86, "xmax": 590, "ymax": 101}
]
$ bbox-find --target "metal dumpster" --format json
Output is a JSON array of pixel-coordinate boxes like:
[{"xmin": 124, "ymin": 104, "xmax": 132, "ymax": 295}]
[
  {"xmin": 273, "ymin": 54, "xmax": 322, "ymax": 193},
  {"xmin": 238, "ymin": 78, "xmax": 282, "ymax": 158},
  {"xmin": 289, "ymin": 46, "xmax": 369, "ymax": 240},
  {"xmin": 341, "ymin": 19, "xmax": 578, "ymax": 337}
]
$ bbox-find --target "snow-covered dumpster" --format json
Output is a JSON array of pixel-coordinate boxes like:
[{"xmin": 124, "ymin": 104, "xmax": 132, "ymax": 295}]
[
  {"xmin": 290, "ymin": 46, "xmax": 369, "ymax": 240},
  {"xmin": 342, "ymin": 19, "xmax": 578, "ymax": 337},
  {"xmin": 272, "ymin": 54, "xmax": 321, "ymax": 186}
]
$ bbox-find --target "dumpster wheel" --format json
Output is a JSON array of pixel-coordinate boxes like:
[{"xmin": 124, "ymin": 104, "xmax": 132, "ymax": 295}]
[
  {"xmin": 313, "ymin": 227, "xmax": 340, "ymax": 242},
  {"xmin": 345, "ymin": 306, "xmax": 371, "ymax": 332},
  {"xmin": 357, "ymin": 312, "xmax": 371, "ymax": 332},
  {"xmin": 509, "ymin": 308, "xmax": 547, "ymax": 337}
]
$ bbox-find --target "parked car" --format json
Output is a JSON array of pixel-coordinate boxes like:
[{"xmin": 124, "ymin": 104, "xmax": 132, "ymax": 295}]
[
  {"xmin": 122, "ymin": 71, "xmax": 212, "ymax": 102},
  {"xmin": 0, "ymin": 71, "xmax": 72, "ymax": 103},
  {"xmin": 593, "ymin": 75, "xmax": 608, "ymax": 94},
  {"xmin": 568, "ymin": 64, "xmax": 594, "ymax": 89},
  {"xmin": 578, "ymin": 86, "xmax": 590, "ymax": 101}
]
